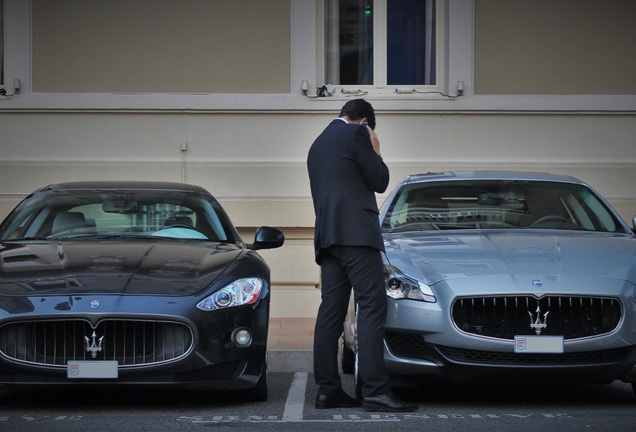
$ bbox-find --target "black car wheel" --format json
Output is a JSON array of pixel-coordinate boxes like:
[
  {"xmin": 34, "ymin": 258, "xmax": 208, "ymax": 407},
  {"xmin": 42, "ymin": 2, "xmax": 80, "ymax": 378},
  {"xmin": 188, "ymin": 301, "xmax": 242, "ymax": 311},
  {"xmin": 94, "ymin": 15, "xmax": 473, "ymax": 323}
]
[
  {"xmin": 353, "ymin": 345, "xmax": 362, "ymax": 400},
  {"xmin": 351, "ymin": 305, "xmax": 362, "ymax": 399},
  {"xmin": 251, "ymin": 370, "xmax": 268, "ymax": 402},
  {"xmin": 341, "ymin": 336, "xmax": 355, "ymax": 374},
  {"xmin": 239, "ymin": 354, "xmax": 268, "ymax": 402},
  {"xmin": 250, "ymin": 356, "xmax": 269, "ymax": 402}
]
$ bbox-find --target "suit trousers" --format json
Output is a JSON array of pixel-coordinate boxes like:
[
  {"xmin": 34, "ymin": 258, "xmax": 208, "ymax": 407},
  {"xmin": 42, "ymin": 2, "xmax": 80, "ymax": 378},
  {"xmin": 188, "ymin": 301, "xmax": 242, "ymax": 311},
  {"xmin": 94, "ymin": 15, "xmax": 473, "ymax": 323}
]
[{"xmin": 313, "ymin": 246, "xmax": 390, "ymax": 398}]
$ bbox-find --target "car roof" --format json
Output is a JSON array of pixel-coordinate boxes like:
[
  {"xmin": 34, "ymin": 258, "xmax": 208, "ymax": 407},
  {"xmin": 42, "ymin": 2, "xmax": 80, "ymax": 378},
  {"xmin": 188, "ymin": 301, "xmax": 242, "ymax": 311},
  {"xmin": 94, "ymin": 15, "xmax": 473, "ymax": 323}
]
[
  {"xmin": 402, "ymin": 171, "xmax": 583, "ymax": 185},
  {"xmin": 35, "ymin": 181, "xmax": 210, "ymax": 194}
]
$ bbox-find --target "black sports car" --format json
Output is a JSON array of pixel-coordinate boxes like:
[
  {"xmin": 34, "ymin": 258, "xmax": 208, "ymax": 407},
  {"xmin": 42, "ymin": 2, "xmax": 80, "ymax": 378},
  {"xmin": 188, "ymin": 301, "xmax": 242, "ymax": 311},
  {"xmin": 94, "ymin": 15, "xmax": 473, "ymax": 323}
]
[{"xmin": 0, "ymin": 181, "xmax": 284, "ymax": 401}]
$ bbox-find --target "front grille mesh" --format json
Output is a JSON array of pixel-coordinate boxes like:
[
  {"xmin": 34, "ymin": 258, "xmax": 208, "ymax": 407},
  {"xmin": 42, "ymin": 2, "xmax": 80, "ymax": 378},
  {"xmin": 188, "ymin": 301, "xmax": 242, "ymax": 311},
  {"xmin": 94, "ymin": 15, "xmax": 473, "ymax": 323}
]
[
  {"xmin": 452, "ymin": 296, "xmax": 621, "ymax": 340},
  {"xmin": 385, "ymin": 332, "xmax": 428, "ymax": 360},
  {"xmin": 0, "ymin": 319, "xmax": 193, "ymax": 368}
]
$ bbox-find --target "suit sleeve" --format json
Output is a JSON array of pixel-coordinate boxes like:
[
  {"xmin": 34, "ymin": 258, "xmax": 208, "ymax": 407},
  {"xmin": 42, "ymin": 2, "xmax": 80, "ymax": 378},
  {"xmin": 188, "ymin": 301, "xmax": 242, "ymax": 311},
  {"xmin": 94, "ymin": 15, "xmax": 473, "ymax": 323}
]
[{"xmin": 352, "ymin": 127, "xmax": 390, "ymax": 193}]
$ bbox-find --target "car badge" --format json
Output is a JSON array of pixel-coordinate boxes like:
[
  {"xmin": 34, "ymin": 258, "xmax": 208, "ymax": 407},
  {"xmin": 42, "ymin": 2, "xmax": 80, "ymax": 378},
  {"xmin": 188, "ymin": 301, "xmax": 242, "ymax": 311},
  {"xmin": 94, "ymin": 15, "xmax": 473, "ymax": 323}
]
[
  {"xmin": 532, "ymin": 279, "xmax": 543, "ymax": 288},
  {"xmin": 528, "ymin": 306, "xmax": 549, "ymax": 335},
  {"xmin": 90, "ymin": 300, "xmax": 100, "ymax": 309},
  {"xmin": 515, "ymin": 337, "xmax": 527, "ymax": 351},
  {"xmin": 84, "ymin": 331, "xmax": 104, "ymax": 358}
]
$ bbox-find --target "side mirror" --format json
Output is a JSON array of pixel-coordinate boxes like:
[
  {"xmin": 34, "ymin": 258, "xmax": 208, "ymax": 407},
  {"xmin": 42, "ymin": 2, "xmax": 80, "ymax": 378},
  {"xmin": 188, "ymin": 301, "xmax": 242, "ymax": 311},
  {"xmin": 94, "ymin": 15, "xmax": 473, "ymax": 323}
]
[
  {"xmin": 632, "ymin": 215, "xmax": 636, "ymax": 234},
  {"xmin": 248, "ymin": 226, "xmax": 285, "ymax": 250}
]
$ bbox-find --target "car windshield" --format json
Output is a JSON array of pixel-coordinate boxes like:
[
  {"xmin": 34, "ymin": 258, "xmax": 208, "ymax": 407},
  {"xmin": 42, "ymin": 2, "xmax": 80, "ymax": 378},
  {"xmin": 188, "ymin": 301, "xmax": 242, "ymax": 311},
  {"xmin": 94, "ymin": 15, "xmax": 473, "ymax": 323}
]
[
  {"xmin": 0, "ymin": 188, "xmax": 236, "ymax": 242},
  {"xmin": 382, "ymin": 180, "xmax": 625, "ymax": 233}
]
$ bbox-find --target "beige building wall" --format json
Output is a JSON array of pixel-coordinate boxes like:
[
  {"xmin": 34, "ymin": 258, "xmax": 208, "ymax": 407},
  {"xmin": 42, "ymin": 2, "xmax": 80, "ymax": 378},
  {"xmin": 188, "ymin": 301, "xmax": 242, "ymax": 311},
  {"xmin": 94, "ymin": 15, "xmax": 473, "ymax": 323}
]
[
  {"xmin": 33, "ymin": 1, "xmax": 636, "ymax": 96},
  {"xmin": 1, "ymin": 1, "xmax": 636, "ymax": 318},
  {"xmin": 475, "ymin": 0, "xmax": 636, "ymax": 94},
  {"xmin": 32, "ymin": 0, "xmax": 291, "ymax": 93},
  {"xmin": 1, "ymin": 111, "xmax": 635, "ymax": 317}
]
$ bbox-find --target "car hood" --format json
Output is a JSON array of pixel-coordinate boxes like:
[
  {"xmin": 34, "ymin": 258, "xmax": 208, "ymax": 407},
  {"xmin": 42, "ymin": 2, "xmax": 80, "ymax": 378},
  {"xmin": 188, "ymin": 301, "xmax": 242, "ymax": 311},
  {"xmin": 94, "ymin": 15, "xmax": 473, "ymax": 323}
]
[
  {"xmin": 0, "ymin": 240, "xmax": 243, "ymax": 296},
  {"xmin": 384, "ymin": 230, "xmax": 636, "ymax": 286}
]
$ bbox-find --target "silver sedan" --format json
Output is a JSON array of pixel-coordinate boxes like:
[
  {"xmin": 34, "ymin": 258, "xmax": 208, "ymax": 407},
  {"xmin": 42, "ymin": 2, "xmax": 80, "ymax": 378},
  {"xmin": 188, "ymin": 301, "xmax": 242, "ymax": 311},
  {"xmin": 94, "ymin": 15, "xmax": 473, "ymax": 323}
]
[{"xmin": 342, "ymin": 171, "xmax": 636, "ymax": 398}]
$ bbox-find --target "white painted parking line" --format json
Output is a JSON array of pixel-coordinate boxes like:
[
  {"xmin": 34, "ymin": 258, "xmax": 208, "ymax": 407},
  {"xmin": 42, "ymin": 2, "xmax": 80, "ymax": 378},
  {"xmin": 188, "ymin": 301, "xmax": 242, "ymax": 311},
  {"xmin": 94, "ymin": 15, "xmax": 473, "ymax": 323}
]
[{"xmin": 282, "ymin": 371, "xmax": 308, "ymax": 422}]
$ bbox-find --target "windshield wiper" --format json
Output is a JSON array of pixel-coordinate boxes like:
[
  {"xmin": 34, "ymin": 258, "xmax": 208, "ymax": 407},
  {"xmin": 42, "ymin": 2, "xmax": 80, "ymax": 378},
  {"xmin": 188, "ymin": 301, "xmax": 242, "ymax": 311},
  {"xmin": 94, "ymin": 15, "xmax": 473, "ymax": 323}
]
[{"xmin": 46, "ymin": 233, "xmax": 150, "ymax": 241}]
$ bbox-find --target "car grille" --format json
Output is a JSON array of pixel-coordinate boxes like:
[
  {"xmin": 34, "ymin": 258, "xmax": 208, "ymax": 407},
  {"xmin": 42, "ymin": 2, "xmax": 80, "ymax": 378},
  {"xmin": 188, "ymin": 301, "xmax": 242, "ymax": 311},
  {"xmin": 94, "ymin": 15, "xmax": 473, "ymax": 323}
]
[
  {"xmin": 0, "ymin": 319, "xmax": 194, "ymax": 368},
  {"xmin": 385, "ymin": 332, "xmax": 428, "ymax": 360},
  {"xmin": 452, "ymin": 295, "xmax": 621, "ymax": 340}
]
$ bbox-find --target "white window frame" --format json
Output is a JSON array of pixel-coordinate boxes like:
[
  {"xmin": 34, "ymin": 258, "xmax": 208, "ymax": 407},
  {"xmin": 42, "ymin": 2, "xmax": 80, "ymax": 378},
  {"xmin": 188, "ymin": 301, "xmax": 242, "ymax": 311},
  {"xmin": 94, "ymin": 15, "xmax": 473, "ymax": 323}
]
[
  {"xmin": 316, "ymin": 0, "xmax": 448, "ymax": 96},
  {"xmin": 0, "ymin": 0, "xmax": 30, "ymax": 99},
  {"xmin": 0, "ymin": 0, "xmax": 4, "ymax": 86}
]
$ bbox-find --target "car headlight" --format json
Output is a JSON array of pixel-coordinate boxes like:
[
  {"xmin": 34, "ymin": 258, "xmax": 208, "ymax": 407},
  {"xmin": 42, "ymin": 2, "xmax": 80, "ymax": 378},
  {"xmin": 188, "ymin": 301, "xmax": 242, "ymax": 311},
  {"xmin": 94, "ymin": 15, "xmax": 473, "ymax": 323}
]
[
  {"xmin": 385, "ymin": 266, "xmax": 436, "ymax": 303},
  {"xmin": 196, "ymin": 278, "xmax": 264, "ymax": 311}
]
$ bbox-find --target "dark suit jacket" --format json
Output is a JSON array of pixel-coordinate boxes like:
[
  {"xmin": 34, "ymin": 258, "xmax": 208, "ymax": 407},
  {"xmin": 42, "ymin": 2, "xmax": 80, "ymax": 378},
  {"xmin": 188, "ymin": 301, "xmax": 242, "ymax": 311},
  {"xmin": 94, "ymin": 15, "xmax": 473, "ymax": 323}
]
[{"xmin": 307, "ymin": 119, "xmax": 390, "ymax": 263}]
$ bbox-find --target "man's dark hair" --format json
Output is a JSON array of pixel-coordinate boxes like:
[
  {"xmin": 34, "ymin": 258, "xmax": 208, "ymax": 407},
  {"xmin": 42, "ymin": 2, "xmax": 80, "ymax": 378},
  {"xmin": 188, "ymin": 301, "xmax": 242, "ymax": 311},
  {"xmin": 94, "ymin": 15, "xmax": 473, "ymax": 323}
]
[{"xmin": 339, "ymin": 99, "xmax": 376, "ymax": 130}]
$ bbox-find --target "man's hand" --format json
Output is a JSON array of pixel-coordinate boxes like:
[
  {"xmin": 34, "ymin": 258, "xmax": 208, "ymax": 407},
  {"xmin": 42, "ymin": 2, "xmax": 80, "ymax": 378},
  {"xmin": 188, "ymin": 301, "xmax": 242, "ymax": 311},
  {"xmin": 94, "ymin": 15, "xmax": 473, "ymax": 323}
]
[{"xmin": 367, "ymin": 126, "xmax": 381, "ymax": 156}]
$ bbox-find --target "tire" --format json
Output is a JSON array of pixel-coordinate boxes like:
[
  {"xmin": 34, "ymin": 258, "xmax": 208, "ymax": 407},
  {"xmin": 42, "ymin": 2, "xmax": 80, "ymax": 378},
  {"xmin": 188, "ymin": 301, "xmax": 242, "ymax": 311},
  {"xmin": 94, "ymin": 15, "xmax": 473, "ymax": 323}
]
[
  {"xmin": 252, "ymin": 369, "xmax": 268, "ymax": 401},
  {"xmin": 244, "ymin": 355, "xmax": 268, "ymax": 402},
  {"xmin": 632, "ymin": 382, "xmax": 636, "ymax": 399},
  {"xmin": 353, "ymin": 348, "xmax": 362, "ymax": 400},
  {"xmin": 352, "ymin": 303, "xmax": 362, "ymax": 399},
  {"xmin": 341, "ymin": 336, "xmax": 355, "ymax": 374}
]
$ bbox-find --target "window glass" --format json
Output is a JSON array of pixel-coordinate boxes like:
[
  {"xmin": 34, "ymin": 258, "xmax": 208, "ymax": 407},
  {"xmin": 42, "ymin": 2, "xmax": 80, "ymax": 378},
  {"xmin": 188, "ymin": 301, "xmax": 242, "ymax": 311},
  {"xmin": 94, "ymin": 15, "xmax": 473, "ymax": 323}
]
[
  {"xmin": 387, "ymin": 0, "xmax": 436, "ymax": 85},
  {"xmin": 324, "ymin": 0, "xmax": 437, "ymax": 88},
  {"xmin": 325, "ymin": 0, "xmax": 373, "ymax": 85},
  {"xmin": 383, "ymin": 181, "xmax": 623, "ymax": 233},
  {"xmin": 0, "ymin": 189, "xmax": 234, "ymax": 242}
]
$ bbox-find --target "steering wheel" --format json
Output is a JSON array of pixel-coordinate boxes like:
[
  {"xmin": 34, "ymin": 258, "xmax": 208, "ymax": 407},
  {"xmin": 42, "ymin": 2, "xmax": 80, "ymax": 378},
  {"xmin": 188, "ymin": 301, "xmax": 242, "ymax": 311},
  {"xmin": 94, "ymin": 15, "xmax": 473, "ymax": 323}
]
[{"xmin": 529, "ymin": 214, "xmax": 570, "ymax": 228}]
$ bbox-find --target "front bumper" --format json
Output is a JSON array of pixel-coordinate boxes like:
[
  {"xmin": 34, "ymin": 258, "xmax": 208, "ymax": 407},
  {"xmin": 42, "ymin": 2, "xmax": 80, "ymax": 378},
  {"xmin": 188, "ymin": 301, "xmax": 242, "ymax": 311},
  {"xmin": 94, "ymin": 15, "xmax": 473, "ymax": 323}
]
[
  {"xmin": 0, "ymin": 297, "xmax": 269, "ymax": 391},
  {"xmin": 382, "ymin": 296, "xmax": 636, "ymax": 385},
  {"xmin": 384, "ymin": 332, "xmax": 636, "ymax": 384}
]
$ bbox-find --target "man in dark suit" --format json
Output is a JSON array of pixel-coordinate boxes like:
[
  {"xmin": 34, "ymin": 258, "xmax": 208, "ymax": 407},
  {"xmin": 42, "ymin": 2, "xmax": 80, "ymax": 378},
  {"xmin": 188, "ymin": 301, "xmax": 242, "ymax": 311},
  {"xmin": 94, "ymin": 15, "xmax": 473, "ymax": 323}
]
[{"xmin": 307, "ymin": 99, "xmax": 417, "ymax": 412}]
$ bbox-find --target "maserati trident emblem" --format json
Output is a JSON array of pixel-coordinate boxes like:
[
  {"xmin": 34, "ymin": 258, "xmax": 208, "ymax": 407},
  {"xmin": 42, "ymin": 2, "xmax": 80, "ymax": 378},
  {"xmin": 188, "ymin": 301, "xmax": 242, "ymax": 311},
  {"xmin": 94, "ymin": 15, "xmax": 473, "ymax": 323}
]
[
  {"xmin": 529, "ymin": 306, "xmax": 549, "ymax": 335},
  {"xmin": 84, "ymin": 331, "xmax": 104, "ymax": 358},
  {"xmin": 528, "ymin": 305, "xmax": 550, "ymax": 335}
]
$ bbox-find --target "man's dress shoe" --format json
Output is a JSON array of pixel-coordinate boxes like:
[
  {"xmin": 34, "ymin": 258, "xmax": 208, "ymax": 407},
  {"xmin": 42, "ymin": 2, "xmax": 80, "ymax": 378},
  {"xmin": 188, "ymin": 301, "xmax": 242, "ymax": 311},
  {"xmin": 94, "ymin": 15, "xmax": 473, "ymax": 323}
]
[
  {"xmin": 361, "ymin": 393, "xmax": 418, "ymax": 412},
  {"xmin": 315, "ymin": 391, "xmax": 361, "ymax": 409}
]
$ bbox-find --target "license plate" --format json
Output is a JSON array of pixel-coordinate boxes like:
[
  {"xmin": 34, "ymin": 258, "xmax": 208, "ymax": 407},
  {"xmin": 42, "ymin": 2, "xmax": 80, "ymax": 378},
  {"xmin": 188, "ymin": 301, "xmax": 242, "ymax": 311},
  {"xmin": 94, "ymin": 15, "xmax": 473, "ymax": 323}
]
[
  {"xmin": 67, "ymin": 361, "xmax": 118, "ymax": 379},
  {"xmin": 514, "ymin": 335, "xmax": 564, "ymax": 353}
]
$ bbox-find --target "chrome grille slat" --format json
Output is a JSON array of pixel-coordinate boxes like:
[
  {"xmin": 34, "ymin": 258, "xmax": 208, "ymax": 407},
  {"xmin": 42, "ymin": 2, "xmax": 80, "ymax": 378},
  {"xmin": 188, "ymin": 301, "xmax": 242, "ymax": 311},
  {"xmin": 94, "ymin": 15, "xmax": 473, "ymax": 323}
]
[
  {"xmin": 0, "ymin": 319, "xmax": 193, "ymax": 368},
  {"xmin": 452, "ymin": 295, "xmax": 621, "ymax": 340}
]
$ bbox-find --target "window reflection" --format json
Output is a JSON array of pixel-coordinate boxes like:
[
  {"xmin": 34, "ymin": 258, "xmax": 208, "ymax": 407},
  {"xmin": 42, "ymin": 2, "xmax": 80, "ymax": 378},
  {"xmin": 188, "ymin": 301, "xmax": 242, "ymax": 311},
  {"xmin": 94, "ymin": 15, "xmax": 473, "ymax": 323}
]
[{"xmin": 324, "ymin": 0, "xmax": 437, "ymax": 87}]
